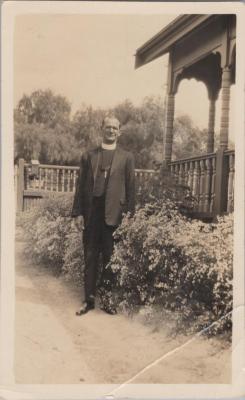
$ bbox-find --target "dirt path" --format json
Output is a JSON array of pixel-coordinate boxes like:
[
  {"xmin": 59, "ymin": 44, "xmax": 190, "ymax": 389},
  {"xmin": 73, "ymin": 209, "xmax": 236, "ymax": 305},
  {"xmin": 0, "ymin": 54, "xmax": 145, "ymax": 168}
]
[{"xmin": 15, "ymin": 236, "xmax": 231, "ymax": 384}]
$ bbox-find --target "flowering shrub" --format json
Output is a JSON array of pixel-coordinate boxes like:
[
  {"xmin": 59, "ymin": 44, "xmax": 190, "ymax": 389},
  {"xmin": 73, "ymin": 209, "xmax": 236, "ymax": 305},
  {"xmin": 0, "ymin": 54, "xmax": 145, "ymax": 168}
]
[
  {"xmin": 19, "ymin": 193, "xmax": 84, "ymax": 283},
  {"xmin": 18, "ymin": 172, "xmax": 233, "ymax": 337},
  {"xmin": 62, "ymin": 229, "xmax": 84, "ymax": 284},
  {"xmin": 109, "ymin": 201, "xmax": 233, "ymax": 335}
]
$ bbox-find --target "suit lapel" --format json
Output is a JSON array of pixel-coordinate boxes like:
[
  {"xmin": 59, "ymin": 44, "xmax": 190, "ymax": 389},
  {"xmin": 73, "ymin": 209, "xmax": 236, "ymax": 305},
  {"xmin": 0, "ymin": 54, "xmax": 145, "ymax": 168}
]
[
  {"xmin": 109, "ymin": 146, "xmax": 123, "ymax": 177},
  {"xmin": 90, "ymin": 147, "xmax": 101, "ymax": 181}
]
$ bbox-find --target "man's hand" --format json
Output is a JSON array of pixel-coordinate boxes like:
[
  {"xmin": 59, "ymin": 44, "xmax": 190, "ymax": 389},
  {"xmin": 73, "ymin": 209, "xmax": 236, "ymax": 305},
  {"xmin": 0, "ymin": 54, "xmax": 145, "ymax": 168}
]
[{"xmin": 73, "ymin": 215, "xmax": 85, "ymax": 231}]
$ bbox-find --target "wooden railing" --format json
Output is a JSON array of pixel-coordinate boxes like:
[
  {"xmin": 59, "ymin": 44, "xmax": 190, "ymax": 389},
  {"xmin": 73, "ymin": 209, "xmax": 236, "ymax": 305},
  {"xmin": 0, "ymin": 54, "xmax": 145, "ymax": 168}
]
[
  {"xmin": 16, "ymin": 150, "xmax": 234, "ymax": 216},
  {"xmin": 170, "ymin": 153, "xmax": 216, "ymax": 213},
  {"xmin": 24, "ymin": 163, "xmax": 155, "ymax": 193},
  {"xmin": 19, "ymin": 162, "xmax": 155, "ymax": 211},
  {"xmin": 169, "ymin": 150, "xmax": 235, "ymax": 214},
  {"xmin": 24, "ymin": 164, "xmax": 80, "ymax": 192}
]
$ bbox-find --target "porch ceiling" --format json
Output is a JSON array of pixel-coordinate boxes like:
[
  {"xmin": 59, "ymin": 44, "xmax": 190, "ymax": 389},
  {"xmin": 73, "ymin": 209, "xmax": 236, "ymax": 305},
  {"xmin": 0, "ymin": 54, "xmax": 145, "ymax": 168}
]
[
  {"xmin": 135, "ymin": 14, "xmax": 217, "ymax": 69},
  {"xmin": 175, "ymin": 52, "xmax": 222, "ymax": 99}
]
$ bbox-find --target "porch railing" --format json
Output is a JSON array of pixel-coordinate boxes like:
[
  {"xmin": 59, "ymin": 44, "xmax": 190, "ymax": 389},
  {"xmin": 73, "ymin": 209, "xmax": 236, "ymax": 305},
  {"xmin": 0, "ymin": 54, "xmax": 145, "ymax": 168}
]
[
  {"xmin": 16, "ymin": 150, "xmax": 234, "ymax": 216},
  {"xmin": 23, "ymin": 164, "xmax": 155, "ymax": 193},
  {"xmin": 17, "ymin": 161, "xmax": 155, "ymax": 211},
  {"xmin": 24, "ymin": 164, "xmax": 80, "ymax": 193},
  {"xmin": 169, "ymin": 150, "xmax": 235, "ymax": 214}
]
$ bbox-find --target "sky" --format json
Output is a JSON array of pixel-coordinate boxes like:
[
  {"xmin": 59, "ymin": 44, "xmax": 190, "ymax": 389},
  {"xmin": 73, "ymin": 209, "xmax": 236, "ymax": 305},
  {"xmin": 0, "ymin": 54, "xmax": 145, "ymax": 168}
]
[{"xmin": 14, "ymin": 14, "xmax": 236, "ymax": 136}]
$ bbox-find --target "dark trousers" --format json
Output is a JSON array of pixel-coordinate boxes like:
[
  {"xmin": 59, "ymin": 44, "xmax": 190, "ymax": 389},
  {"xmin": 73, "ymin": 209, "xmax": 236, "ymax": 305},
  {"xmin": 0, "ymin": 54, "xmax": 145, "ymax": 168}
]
[{"xmin": 83, "ymin": 196, "xmax": 116, "ymax": 302}]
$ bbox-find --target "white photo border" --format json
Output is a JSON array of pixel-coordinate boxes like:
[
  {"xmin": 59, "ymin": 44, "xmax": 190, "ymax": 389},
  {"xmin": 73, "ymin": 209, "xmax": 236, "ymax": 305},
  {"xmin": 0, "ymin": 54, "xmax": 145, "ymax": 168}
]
[{"xmin": 1, "ymin": 1, "xmax": 244, "ymax": 399}]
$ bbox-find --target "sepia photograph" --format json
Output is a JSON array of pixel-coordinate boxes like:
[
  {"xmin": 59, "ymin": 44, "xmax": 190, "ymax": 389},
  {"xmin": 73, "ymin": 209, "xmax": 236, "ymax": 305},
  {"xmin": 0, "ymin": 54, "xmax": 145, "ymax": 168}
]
[{"xmin": 1, "ymin": 1, "xmax": 245, "ymax": 399}]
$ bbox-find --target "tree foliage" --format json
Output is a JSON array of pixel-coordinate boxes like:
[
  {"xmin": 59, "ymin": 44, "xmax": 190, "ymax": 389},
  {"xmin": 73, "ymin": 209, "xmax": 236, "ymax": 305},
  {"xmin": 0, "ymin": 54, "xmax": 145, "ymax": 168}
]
[
  {"xmin": 71, "ymin": 105, "xmax": 106, "ymax": 149},
  {"xmin": 172, "ymin": 115, "xmax": 217, "ymax": 160},
  {"xmin": 14, "ymin": 90, "xmax": 80, "ymax": 165},
  {"xmin": 114, "ymin": 97, "xmax": 165, "ymax": 168},
  {"xmin": 16, "ymin": 89, "xmax": 71, "ymax": 127},
  {"xmin": 15, "ymin": 89, "xmax": 214, "ymax": 167}
]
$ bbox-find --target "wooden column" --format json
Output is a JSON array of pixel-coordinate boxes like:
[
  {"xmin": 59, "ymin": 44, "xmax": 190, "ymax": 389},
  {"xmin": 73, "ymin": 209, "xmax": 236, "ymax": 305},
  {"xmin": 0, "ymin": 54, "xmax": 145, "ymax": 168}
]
[
  {"xmin": 204, "ymin": 158, "xmax": 212, "ymax": 212},
  {"xmin": 219, "ymin": 67, "xmax": 232, "ymax": 150},
  {"xmin": 163, "ymin": 93, "xmax": 175, "ymax": 165},
  {"xmin": 213, "ymin": 148, "xmax": 229, "ymax": 215},
  {"xmin": 207, "ymin": 98, "xmax": 216, "ymax": 153}
]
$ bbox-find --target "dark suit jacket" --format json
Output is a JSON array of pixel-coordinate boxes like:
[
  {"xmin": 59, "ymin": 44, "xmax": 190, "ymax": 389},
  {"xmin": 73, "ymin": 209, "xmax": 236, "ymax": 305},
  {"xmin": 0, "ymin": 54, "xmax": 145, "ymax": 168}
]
[{"xmin": 71, "ymin": 146, "xmax": 135, "ymax": 227}]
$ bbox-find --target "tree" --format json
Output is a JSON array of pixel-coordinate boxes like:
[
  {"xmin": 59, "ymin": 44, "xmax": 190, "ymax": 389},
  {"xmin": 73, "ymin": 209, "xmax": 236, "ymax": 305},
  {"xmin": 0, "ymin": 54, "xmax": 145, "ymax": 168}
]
[
  {"xmin": 172, "ymin": 115, "xmax": 217, "ymax": 160},
  {"xmin": 14, "ymin": 90, "xmax": 218, "ymax": 167},
  {"xmin": 71, "ymin": 105, "xmax": 106, "ymax": 151},
  {"xmin": 14, "ymin": 122, "xmax": 43, "ymax": 163},
  {"xmin": 113, "ymin": 99, "xmax": 140, "ymax": 125},
  {"xmin": 111, "ymin": 97, "xmax": 164, "ymax": 168},
  {"xmin": 14, "ymin": 90, "xmax": 82, "ymax": 164},
  {"xmin": 16, "ymin": 89, "xmax": 71, "ymax": 127}
]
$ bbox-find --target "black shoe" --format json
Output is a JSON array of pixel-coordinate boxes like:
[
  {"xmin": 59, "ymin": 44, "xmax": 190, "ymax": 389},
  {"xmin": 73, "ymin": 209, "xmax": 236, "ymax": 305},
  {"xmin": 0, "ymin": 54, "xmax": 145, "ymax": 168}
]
[
  {"xmin": 76, "ymin": 301, "xmax": 95, "ymax": 316},
  {"xmin": 100, "ymin": 304, "xmax": 117, "ymax": 315}
]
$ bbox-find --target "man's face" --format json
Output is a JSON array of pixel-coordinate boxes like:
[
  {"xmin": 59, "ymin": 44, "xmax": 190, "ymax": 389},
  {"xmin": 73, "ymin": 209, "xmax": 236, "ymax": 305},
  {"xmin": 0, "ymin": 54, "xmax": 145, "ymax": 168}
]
[{"xmin": 102, "ymin": 118, "xmax": 120, "ymax": 144}]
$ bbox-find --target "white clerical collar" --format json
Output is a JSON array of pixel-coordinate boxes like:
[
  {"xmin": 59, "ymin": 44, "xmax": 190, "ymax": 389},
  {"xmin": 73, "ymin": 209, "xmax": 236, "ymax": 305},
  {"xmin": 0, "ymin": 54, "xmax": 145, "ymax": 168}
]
[{"xmin": 101, "ymin": 142, "xmax": 117, "ymax": 150}]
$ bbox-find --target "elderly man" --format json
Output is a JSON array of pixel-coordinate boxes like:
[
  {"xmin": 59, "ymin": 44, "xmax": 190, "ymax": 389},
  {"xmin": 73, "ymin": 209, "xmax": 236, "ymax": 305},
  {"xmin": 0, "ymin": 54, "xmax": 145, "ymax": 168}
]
[{"xmin": 72, "ymin": 116, "xmax": 135, "ymax": 315}]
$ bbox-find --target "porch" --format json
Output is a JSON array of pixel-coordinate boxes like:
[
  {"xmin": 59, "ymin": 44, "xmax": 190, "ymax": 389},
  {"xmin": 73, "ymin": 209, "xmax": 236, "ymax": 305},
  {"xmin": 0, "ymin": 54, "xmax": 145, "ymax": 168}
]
[{"xmin": 135, "ymin": 14, "xmax": 236, "ymax": 216}]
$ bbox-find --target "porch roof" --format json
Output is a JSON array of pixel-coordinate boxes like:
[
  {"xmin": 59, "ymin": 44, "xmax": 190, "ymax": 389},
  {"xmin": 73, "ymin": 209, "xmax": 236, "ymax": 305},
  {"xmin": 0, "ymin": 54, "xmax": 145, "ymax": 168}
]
[{"xmin": 135, "ymin": 14, "xmax": 216, "ymax": 68}]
